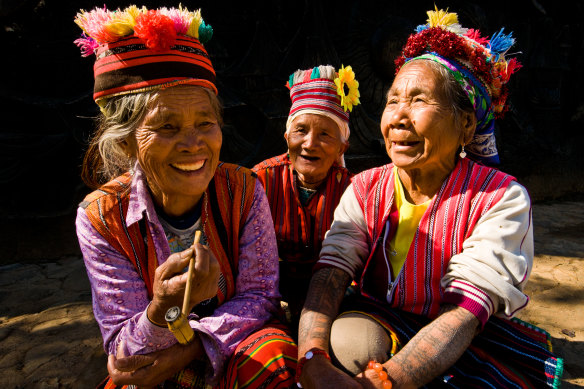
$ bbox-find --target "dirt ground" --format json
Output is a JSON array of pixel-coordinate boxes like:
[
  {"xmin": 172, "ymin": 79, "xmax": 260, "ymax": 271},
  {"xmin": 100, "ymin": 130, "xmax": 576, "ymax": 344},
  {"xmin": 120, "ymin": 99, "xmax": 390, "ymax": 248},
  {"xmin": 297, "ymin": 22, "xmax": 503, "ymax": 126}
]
[{"xmin": 0, "ymin": 200, "xmax": 582, "ymax": 388}]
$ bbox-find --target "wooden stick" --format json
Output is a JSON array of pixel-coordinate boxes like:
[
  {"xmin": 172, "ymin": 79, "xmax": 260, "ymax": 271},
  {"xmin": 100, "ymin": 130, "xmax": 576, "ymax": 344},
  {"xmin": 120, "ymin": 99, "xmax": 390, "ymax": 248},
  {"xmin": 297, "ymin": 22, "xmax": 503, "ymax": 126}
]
[{"xmin": 182, "ymin": 230, "xmax": 202, "ymax": 316}]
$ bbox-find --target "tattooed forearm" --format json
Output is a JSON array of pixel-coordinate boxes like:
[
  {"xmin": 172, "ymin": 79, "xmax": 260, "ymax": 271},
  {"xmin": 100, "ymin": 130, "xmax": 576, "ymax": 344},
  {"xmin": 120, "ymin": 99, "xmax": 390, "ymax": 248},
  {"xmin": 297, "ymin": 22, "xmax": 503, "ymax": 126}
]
[
  {"xmin": 385, "ymin": 305, "xmax": 479, "ymax": 388},
  {"xmin": 298, "ymin": 267, "xmax": 352, "ymax": 355}
]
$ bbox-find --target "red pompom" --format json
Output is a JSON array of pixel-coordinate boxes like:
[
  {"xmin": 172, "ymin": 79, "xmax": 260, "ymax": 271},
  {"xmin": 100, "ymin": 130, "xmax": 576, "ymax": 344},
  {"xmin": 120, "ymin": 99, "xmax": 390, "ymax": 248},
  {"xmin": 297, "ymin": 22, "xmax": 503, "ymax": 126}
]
[
  {"xmin": 465, "ymin": 29, "xmax": 489, "ymax": 45},
  {"xmin": 134, "ymin": 10, "xmax": 177, "ymax": 51},
  {"xmin": 500, "ymin": 58, "xmax": 522, "ymax": 82}
]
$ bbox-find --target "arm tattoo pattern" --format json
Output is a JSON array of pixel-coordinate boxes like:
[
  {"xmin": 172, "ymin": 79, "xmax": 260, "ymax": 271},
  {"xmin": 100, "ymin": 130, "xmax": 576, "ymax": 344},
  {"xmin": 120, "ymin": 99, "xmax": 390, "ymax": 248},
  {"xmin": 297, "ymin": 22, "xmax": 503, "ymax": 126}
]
[
  {"xmin": 298, "ymin": 268, "xmax": 352, "ymax": 354},
  {"xmin": 388, "ymin": 305, "xmax": 479, "ymax": 387}
]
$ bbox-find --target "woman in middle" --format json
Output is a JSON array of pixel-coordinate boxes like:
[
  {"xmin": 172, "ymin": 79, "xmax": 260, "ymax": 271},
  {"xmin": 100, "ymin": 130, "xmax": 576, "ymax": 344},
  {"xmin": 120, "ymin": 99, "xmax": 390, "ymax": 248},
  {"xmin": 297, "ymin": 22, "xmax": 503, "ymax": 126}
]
[{"xmin": 252, "ymin": 64, "xmax": 359, "ymax": 329}]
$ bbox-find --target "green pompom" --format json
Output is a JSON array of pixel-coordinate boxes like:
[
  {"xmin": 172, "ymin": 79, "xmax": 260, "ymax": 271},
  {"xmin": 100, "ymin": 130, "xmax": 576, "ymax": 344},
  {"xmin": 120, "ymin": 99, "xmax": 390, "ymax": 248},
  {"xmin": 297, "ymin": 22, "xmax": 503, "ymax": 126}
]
[
  {"xmin": 310, "ymin": 67, "xmax": 320, "ymax": 79},
  {"xmin": 198, "ymin": 21, "xmax": 213, "ymax": 44}
]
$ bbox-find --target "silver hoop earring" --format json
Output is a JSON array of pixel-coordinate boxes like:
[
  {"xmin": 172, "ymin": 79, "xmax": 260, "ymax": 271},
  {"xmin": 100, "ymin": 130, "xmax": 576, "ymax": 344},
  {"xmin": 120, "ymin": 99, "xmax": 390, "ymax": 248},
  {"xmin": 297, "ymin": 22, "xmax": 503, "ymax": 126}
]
[{"xmin": 459, "ymin": 145, "xmax": 467, "ymax": 159}]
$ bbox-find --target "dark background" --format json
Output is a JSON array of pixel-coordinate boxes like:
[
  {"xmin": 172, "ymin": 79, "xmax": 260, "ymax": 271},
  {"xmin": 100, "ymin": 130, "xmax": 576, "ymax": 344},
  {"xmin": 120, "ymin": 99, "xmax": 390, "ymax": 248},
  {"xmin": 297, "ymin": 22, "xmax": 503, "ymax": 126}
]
[{"xmin": 1, "ymin": 0, "xmax": 583, "ymax": 262}]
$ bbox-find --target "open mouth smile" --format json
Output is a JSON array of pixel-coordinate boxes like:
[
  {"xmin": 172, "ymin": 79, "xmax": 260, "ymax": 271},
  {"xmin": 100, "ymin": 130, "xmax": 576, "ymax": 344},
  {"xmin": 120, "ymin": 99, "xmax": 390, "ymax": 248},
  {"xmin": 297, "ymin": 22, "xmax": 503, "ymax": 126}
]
[
  {"xmin": 299, "ymin": 155, "xmax": 320, "ymax": 162},
  {"xmin": 393, "ymin": 141, "xmax": 419, "ymax": 146},
  {"xmin": 171, "ymin": 160, "xmax": 205, "ymax": 172}
]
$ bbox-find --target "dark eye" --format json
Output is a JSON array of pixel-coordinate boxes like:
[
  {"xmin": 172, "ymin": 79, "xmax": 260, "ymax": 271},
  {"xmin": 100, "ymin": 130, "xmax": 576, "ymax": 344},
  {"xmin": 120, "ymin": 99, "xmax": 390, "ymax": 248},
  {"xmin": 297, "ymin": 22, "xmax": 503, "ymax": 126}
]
[
  {"xmin": 198, "ymin": 118, "xmax": 218, "ymax": 129},
  {"xmin": 155, "ymin": 123, "xmax": 176, "ymax": 132}
]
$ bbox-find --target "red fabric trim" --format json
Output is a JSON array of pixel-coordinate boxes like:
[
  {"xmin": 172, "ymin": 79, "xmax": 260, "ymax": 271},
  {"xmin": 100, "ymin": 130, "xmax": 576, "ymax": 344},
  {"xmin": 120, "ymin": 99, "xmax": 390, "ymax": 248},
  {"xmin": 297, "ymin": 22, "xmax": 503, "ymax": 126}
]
[
  {"xmin": 93, "ymin": 79, "xmax": 218, "ymax": 101},
  {"xmin": 443, "ymin": 291, "xmax": 490, "ymax": 328}
]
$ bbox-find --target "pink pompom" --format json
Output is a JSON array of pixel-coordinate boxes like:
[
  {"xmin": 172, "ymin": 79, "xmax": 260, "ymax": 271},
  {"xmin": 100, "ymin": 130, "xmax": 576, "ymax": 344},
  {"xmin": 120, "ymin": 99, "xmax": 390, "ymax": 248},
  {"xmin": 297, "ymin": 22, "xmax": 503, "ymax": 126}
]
[{"xmin": 74, "ymin": 34, "xmax": 99, "ymax": 57}]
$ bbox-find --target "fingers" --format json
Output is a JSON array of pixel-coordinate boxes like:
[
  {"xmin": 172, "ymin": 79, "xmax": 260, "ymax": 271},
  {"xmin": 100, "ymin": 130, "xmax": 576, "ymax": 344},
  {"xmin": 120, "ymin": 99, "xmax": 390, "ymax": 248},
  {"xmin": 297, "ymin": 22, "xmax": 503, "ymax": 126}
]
[
  {"xmin": 193, "ymin": 243, "xmax": 210, "ymax": 279},
  {"xmin": 114, "ymin": 352, "xmax": 158, "ymax": 372},
  {"xmin": 156, "ymin": 249, "xmax": 193, "ymax": 280},
  {"xmin": 108, "ymin": 352, "xmax": 161, "ymax": 387}
]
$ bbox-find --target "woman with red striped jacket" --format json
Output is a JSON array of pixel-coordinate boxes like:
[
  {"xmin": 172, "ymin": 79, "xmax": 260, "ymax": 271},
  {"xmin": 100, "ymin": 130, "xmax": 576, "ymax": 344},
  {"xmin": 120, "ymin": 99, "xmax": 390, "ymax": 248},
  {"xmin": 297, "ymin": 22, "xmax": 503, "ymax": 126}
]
[
  {"xmin": 252, "ymin": 65, "xmax": 359, "ymax": 329},
  {"xmin": 296, "ymin": 9, "xmax": 563, "ymax": 389}
]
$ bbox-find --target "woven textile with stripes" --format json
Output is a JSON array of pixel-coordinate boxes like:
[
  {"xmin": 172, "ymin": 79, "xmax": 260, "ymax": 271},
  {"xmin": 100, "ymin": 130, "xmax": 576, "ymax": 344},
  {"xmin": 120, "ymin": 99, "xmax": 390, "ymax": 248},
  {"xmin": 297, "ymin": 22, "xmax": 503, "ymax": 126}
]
[
  {"xmin": 219, "ymin": 322, "xmax": 297, "ymax": 389},
  {"xmin": 289, "ymin": 79, "xmax": 348, "ymax": 123},
  {"xmin": 92, "ymin": 34, "xmax": 216, "ymax": 105},
  {"xmin": 252, "ymin": 153, "xmax": 352, "ymax": 321},
  {"xmin": 341, "ymin": 296, "xmax": 563, "ymax": 388}
]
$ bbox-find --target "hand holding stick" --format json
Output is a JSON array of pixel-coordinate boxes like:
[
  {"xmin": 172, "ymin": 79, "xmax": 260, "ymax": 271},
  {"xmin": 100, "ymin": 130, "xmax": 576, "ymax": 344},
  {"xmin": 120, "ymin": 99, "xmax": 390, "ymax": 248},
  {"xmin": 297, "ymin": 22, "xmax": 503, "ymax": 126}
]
[
  {"xmin": 182, "ymin": 230, "xmax": 201, "ymax": 316},
  {"xmin": 165, "ymin": 230, "xmax": 202, "ymax": 344}
]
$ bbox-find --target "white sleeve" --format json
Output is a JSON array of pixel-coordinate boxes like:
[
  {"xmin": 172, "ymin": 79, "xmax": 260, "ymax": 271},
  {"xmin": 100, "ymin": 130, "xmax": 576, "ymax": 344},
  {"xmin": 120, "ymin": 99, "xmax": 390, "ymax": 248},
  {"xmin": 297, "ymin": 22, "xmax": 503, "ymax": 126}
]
[
  {"xmin": 441, "ymin": 181, "xmax": 533, "ymax": 319},
  {"xmin": 317, "ymin": 183, "xmax": 370, "ymax": 279}
]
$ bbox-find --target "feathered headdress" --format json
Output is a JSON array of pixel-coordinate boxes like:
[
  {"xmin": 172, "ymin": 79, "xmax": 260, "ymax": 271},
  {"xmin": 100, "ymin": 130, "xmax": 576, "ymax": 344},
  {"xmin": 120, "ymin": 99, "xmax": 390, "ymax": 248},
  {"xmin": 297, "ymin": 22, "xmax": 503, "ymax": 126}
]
[{"xmin": 395, "ymin": 7, "xmax": 522, "ymax": 165}]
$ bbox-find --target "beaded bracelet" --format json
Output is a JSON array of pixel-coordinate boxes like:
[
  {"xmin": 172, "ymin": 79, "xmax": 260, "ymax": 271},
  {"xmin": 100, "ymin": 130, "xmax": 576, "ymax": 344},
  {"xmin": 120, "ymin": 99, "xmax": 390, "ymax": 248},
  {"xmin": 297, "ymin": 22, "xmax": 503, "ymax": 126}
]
[
  {"xmin": 295, "ymin": 348, "xmax": 331, "ymax": 387},
  {"xmin": 367, "ymin": 361, "xmax": 393, "ymax": 389}
]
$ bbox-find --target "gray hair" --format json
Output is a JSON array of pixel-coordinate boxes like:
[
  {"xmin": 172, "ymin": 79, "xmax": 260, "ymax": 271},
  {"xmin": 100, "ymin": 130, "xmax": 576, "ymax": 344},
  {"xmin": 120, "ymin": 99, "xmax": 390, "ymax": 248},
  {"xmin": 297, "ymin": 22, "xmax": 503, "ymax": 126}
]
[
  {"xmin": 96, "ymin": 91, "xmax": 156, "ymax": 181},
  {"xmin": 82, "ymin": 86, "xmax": 223, "ymax": 188}
]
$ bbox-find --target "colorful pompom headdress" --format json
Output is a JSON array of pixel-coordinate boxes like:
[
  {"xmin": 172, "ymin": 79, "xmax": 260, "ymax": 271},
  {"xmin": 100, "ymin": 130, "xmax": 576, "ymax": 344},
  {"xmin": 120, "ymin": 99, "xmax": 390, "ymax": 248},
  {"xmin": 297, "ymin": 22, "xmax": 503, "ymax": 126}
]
[
  {"xmin": 286, "ymin": 64, "xmax": 360, "ymax": 141},
  {"xmin": 395, "ymin": 7, "xmax": 522, "ymax": 165},
  {"xmin": 74, "ymin": 5, "xmax": 216, "ymax": 107}
]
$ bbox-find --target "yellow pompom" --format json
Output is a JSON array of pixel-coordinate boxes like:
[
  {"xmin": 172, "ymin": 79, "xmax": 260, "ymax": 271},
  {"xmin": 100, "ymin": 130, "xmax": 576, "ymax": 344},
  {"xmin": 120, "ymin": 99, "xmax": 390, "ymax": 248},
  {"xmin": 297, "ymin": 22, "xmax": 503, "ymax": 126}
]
[
  {"xmin": 123, "ymin": 5, "xmax": 142, "ymax": 25},
  {"xmin": 105, "ymin": 10, "xmax": 135, "ymax": 37},
  {"xmin": 187, "ymin": 8, "xmax": 202, "ymax": 38},
  {"xmin": 427, "ymin": 6, "xmax": 459, "ymax": 28}
]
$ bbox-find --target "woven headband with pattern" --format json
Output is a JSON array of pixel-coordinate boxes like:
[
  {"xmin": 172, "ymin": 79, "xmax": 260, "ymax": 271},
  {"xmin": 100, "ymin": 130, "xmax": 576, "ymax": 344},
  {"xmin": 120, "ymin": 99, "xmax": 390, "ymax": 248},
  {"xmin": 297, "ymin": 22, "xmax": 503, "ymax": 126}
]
[
  {"xmin": 287, "ymin": 65, "xmax": 360, "ymax": 124},
  {"xmin": 74, "ymin": 5, "xmax": 216, "ymax": 106},
  {"xmin": 289, "ymin": 80, "xmax": 349, "ymax": 122}
]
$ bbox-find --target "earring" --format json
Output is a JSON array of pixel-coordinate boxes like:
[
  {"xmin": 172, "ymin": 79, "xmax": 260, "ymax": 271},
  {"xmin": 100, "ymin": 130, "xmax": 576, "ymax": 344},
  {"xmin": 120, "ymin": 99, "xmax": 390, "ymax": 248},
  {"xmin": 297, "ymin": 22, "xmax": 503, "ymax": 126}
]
[{"xmin": 459, "ymin": 145, "xmax": 467, "ymax": 159}]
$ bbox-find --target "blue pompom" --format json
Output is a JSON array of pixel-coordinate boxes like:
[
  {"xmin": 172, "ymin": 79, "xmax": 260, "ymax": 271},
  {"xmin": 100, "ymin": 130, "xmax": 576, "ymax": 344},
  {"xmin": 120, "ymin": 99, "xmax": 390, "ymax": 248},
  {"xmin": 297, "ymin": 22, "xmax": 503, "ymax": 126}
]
[
  {"xmin": 488, "ymin": 28, "xmax": 515, "ymax": 56},
  {"xmin": 415, "ymin": 24, "xmax": 429, "ymax": 33},
  {"xmin": 198, "ymin": 21, "xmax": 213, "ymax": 44}
]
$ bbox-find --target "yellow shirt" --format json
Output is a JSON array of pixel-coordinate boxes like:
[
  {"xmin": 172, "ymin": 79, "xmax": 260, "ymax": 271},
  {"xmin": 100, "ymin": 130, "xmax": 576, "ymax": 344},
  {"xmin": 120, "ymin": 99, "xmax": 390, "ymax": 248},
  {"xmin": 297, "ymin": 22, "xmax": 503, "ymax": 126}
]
[{"xmin": 388, "ymin": 166, "xmax": 431, "ymax": 277}]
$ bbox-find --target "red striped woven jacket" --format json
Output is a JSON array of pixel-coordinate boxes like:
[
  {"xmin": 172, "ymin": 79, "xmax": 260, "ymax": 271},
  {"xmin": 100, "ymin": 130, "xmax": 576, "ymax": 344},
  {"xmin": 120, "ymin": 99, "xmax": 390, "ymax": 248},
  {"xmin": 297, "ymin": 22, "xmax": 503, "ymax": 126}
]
[
  {"xmin": 252, "ymin": 153, "xmax": 353, "ymax": 276},
  {"xmin": 81, "ymin": 162, "xmax": 257, "ymax": 303},
  {"xmin": 351, "ymin": 158, "xmax": 515, "ymax": 319}
]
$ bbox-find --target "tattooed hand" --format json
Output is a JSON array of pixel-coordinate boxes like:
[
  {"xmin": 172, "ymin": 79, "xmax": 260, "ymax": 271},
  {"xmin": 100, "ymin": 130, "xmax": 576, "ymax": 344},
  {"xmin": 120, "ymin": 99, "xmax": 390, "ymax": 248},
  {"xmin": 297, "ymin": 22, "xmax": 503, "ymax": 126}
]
[{"xmin": 300, "ymin": 354, "xmax": 362, "ymax": 389}]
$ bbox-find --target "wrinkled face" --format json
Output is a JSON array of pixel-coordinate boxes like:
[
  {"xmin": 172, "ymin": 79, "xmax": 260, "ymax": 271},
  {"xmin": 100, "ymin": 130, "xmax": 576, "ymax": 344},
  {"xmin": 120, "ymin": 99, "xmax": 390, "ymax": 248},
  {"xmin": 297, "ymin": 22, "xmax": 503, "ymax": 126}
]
[
  {"xmin": 286, "ymin": 113, "xmax": 347, "ymax": 188},
  {"xmin": 126, "ymin": 85, "xmax": 222, "ymax": 216},
  {"xmin": 381, "ymin": 60, "xmax": 463, "ymax": 173}
]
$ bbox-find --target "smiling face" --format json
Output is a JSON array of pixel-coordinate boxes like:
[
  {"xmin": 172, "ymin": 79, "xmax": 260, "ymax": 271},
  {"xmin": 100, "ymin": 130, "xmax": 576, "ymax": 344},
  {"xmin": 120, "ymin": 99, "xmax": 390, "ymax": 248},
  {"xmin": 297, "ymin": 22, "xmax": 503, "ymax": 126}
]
[
  {"xmin": 286, "ymin": 113, "xmax": 348, "ymax": 189},
  {"xmin": 381, "ymin": 60, "xmax": 467, "ymax": 177},
  {"xmin": 124, "ymin": 85, "xmax": 222, "ymax": 217}
]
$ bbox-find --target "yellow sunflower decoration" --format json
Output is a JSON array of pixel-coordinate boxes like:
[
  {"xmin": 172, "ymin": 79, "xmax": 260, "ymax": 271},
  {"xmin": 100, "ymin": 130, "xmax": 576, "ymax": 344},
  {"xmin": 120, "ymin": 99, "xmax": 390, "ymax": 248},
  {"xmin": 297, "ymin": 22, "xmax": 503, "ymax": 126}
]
[{"xmin": 334, "ymin": 65, "xmax": 360, "ymax": 112}]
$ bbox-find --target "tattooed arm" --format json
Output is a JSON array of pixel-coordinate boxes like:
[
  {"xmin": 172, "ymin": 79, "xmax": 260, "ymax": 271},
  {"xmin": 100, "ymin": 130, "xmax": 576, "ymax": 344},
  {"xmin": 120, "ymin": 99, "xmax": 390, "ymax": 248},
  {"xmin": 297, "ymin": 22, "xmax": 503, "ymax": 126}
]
[
  {"xmin": 356, "ymin": 304, "xmax": 479, "ymax": 389},
  {"xmin": 297, "ymin": 267, "xmax": 362, "ymax": 389}
]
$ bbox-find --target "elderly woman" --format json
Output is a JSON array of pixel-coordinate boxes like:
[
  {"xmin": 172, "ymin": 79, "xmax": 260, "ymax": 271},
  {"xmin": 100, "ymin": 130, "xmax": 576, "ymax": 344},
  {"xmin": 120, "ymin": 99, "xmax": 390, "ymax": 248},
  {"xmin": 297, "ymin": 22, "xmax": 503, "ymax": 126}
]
[
  {"xmin": 74, "ymin": 6, "xmax": 295, "ymax": 388},
  {"xmin": 296, "ymin": 9, "xmax": 563, "ymax": 389},
  {"xmin": 252, "ymin": 65, "xmax": 357, "ymax": 327}
]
